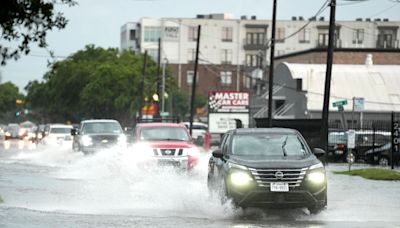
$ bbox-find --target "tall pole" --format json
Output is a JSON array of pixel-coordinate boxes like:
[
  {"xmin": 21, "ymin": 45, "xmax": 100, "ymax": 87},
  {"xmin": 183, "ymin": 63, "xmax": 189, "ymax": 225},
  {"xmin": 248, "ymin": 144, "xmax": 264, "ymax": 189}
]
[
  {"xmin": 138, "ymin": 50, "xmax": 148, "ymax": 121},
  {"xmin": 155, "ymin": 38, "xmax": 162, "ymax": 119},
  {"xmin": 189, "ymin": 25, "xmax": 201, "ymax": 136},
  {"xmin": 267, "ymin": 0, "xmax": 277, "ymax": 127},
  {"xmin": 162, "ymin": 58, "xmax": 168, "ymax": 113},
  {"xmin": 320, "ymin": 0, "xmax": 336, "ymax": 152}
]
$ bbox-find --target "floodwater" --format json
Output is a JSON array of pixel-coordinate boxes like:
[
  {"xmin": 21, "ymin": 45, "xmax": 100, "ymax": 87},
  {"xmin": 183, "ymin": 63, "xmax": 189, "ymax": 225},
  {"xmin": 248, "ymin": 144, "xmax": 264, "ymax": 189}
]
[{"xmin": 0, "ymin": 139, "xmax": 399, "ymax": 228}]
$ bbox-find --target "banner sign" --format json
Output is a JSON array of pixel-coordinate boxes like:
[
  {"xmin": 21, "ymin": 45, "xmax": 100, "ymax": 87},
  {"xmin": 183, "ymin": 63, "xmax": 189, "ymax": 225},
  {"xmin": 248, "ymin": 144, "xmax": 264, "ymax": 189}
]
[{"xmin": 208, "ymin": 91, "xmax": 249, "ymax": 113}]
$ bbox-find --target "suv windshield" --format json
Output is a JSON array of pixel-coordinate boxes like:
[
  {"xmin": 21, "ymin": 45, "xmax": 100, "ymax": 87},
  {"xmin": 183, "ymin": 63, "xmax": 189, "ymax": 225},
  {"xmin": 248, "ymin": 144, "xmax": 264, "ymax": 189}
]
[
  {"xmin": 50, "ymin": 127, "xmax": 71, "ymax": 134},
  {"xmin": 140, "ymin": 127, "xmax": 190, "ymax": 141},
  {"xmin": 232, "ymin": 133, "xmax": 309, "ymax": 156},
  {"xmin": 82, "ymin": 122, "xmax": 122, "ymax": 134}
]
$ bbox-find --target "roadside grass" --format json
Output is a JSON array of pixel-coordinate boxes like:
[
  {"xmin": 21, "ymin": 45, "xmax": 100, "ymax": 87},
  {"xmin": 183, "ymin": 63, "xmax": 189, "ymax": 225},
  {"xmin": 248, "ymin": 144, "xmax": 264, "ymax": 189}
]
[{"xmin": 334, "ymin": 168, "xmax": 400, "ymax": 181}]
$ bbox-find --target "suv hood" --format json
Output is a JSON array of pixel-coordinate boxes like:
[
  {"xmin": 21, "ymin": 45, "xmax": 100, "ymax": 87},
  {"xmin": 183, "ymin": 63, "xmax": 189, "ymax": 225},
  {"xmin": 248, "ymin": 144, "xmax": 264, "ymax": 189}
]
[
  {"xmin": 144, "ymin": 141, "xmax": 193, "ymax": 149},
  {"xmin": 229, "ymin": 154, "xmax": 320, "ymax": 169}
]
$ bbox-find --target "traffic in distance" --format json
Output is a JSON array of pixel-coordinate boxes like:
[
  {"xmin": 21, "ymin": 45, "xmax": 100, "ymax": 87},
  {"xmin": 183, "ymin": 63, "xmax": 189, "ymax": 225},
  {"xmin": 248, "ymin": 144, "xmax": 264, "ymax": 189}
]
[{"xmin": 1, "ymin": 118, "xmax": 399, "ymax": 216}]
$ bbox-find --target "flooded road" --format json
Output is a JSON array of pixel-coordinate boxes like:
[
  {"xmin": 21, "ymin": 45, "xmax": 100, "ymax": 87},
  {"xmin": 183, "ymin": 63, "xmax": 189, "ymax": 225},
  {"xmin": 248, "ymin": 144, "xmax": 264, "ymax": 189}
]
[{"xmin": 0, "ymin": 139, "xmax": 399, "ymax": 227}]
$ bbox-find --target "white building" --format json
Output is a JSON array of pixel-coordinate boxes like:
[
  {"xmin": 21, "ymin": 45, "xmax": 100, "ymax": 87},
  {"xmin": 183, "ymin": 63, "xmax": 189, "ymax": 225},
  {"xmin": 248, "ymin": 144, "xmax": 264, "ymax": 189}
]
[
  {"xmin": 120, "ymin": 14, "xmax": 400, "ymax": 96},
  {"xmin": 121, "ymin": 14, "xmax": 400, "ymax": 64}
]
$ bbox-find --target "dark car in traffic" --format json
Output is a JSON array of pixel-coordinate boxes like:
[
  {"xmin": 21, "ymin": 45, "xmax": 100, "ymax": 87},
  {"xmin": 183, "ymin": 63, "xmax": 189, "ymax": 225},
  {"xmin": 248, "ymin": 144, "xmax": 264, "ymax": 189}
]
[
  {"xmin": 71, "ymin": 119, "xmax": 127, "ymax": 154},
  {"xmin": 365, "ymin": 143, "xmax": 400, "ymax": 166},
  {"xmin": 207, "ymin": 128, "xmax": 327, "ymax": 214}
]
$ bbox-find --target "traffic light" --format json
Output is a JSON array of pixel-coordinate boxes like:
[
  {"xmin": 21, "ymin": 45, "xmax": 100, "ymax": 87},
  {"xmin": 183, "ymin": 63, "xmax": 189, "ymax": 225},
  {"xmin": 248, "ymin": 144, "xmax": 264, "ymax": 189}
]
[{"xmin": 15, "ymin": 111, "xmax": 22, "ymax": 117}]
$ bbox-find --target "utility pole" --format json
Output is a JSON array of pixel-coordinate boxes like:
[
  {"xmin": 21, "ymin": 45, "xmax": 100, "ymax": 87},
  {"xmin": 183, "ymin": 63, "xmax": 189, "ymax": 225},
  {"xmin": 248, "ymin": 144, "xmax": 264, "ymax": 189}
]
[
  {"xmin": 320, "ymin": 0, "xmax": 336, "ymax": 152},
  {"xmin": 267, "ymin": 0, "xmax": 277, "ymax": 127},
  {"xmin": 155, "ymin": 38, "xmax": 162, "ymax": 119},
  {"xmin": 138, "ymin": 50, "xmax": 148, "ymax": 121},
  {"xmin": 189, "ymin": 25, "xmax": 201, "ymax": 136}
]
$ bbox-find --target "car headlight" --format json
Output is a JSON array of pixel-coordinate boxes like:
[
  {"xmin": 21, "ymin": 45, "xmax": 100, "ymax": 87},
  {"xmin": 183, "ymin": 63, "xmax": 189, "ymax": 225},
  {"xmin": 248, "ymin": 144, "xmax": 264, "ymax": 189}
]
[
  {"xmin": 228, "ymin": 162, "xmax": 253, "ymax": 187},
  {"xmin": 81, "ymin": 135, "xmax": 93, "ymax": 146},
  {"xmin": 307, "ymin": 162, "xmax": 326, "ymax": 184},
  {"xmin": 230, "ymin": 170, "xmax": 253, "ymax": 187},
  {"xmin": 307, "ymin": 172, "xmax": 326, "ymax": 184}
]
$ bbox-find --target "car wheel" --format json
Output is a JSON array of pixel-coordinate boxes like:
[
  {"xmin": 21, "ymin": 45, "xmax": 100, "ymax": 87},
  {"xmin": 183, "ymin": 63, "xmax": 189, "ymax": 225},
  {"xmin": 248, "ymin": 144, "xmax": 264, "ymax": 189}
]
[
  {"xmin": 308, "ymin": 192, "xmax": 327, "ymax": 214},
  {"xmin": 378, "ymin": 156, "xmax": 390, "ymax": 166}
]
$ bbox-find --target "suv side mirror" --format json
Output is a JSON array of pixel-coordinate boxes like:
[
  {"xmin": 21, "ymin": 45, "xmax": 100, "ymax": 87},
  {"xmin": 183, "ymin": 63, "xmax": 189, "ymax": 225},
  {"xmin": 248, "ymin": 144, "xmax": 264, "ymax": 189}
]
[
  {"xmin": 71, "ymin": 128, "xmax": 78, "ymax": 136},
  {"xmin": 313, "ymin": 148, "xmax": 325, "ymax": 157},
  {"xmin": 212, "ymin": 149, "xmax": 224, "ymax": 158}
]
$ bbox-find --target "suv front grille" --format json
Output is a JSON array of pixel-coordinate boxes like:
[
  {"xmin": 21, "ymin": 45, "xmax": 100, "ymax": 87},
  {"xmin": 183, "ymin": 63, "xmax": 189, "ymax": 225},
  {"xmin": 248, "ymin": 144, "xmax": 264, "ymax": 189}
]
[
  {"xmin": 248, "ymin": 167, "xmax": 308, "ymax": 188},
  {"xmin": 153, "ymin": 148, "xmax": 184, "ymax": 156}
]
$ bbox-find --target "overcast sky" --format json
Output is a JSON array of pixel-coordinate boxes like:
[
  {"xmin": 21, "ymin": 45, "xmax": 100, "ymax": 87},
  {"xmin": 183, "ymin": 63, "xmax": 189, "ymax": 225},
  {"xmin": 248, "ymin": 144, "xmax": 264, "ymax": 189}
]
[{"xmin": 1, "ymin": 0, "xmax": 399, "ymax": 93}]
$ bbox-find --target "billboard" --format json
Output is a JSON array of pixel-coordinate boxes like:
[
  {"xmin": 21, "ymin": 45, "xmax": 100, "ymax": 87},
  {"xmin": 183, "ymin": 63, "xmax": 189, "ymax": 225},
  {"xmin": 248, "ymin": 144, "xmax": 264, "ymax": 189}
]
[
  {"xmin": 208, "ymin": 91, "xmax": 249, "ymax": 113},
  {"xmin": 208, "ymin": 91, "xmax": 250, "ymax": 134}
]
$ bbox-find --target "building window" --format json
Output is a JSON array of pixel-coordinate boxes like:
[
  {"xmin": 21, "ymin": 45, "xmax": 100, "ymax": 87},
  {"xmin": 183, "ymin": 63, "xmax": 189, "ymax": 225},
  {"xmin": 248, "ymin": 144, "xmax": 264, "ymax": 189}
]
[
  {"xmin": 143, "ymin": 26, "xmax": 161, "ymax": 42},
  {"xmin": 221, "ymin": 49, "xmax": 232, "ymax": 64},
  {"xmin": 244, "ymin": 76, "xmax": 251, "ymax": 89},
  {"xmin": 129, "ymin": 29, "xmax": 136, "ymax": 40},
  {"xmin": 318, "ymin": 32, "xmax": 329, "ymax": 47},
  {"xmin": 276, "ymin": 27, "xmax": 285, "ymax": 43},
  {"xmin": 187, "ymin": 49, "xmax": 195, "ymax": 63},
  {"xmin": 352, "ymin": 29, "xmax": 364, "ymax": 44},
  {"xmin": 220, "ymin": 71, "xmax": 232, "ymax": 85},
  {"xmin": 187, "ymin": 71, "xmax": 199, "ymax": 85},
  {"xmin": 146, "ymin": 49, "xmax": 158, "ymax": 61},
  {"xmin": 299, "ymin": 28, "xmax": 311, "ymax": 43},
  {"xmin": 246, "ymin": 54, "xmax": 260, "ymax": 67},
  {"xmin": 188, "ymin": 26, "xmax": 198, "ymax": 42},
  {"xmin": 222, "ymin": 27, "xmax": 233, "ymax": 42},
  {"xmin": 246, "ymin": 32, "xmax": 265, "ymax": 45}
]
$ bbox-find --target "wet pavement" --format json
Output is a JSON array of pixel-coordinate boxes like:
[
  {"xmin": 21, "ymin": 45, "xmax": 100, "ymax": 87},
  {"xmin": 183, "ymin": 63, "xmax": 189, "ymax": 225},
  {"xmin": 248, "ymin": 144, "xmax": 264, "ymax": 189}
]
[{"xmin": 0, "ymin": 139, "xmax": 399, "ymax": 227}]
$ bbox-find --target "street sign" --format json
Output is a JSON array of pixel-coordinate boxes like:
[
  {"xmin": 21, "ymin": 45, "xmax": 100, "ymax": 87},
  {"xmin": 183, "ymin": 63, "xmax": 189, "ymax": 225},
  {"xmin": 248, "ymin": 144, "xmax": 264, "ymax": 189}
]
[
  {"xmin": 333, "ymin": 99, "xmax": 348, "ymax": 107},
  {"xmin": 354, "ymin": 97, "xmax": 365, "ymax": 112},
  {"xmin": 160, "ymin": 112, "xmax": 169, "ymax": 117},
  {"xmin": 347, "ymin": 130, "xmax": 356, "ymax": 149}
]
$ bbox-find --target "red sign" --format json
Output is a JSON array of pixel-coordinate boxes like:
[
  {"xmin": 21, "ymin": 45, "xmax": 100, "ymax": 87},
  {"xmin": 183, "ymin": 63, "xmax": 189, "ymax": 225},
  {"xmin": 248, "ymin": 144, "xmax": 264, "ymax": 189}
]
[{"xmin": 208, "ymin": 91, "xmax": 249, "ymax": 113}]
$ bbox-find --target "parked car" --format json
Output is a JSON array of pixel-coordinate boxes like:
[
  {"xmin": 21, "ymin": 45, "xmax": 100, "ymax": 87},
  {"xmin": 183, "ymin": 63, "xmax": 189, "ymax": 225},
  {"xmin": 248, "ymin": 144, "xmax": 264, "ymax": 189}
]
[
  {"xmin": 71, "ymin": 119, "xmax": 127, "ymax": 154},
  {"xmin": 131, "ymin": 122, "xmax": 200, "ymax": 170},
  {"xmin": 182, "ymin": 122, "xmax": 208, "ymax": 140},
  {"xmin": 207, "ymin": 128, "xmax": 327, "ymax": 214},
  {"xmin": 327, "ymin": 130, "xmax": 391, "ymax": 163},
  {"xmin": 365, "ymin": 143, "xmax": 400, "ymax": 166},
  {"xmin": 41, "ymin": 124, "xmax": 73, "ymax": 146}
]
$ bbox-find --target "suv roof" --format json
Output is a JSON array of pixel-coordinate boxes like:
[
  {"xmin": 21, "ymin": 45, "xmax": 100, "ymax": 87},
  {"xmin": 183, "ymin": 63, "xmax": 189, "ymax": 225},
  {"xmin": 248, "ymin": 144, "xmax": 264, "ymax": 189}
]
[
  {"xmin": 81, "ymin": 119, "xmax": 119, "ymax": 124},
  {"xmin": 136, "ymin": 122, "xmax": 187, "ymax": 128},
  {"xmin": 230, "ymin": 127, "xmax": 299, "ymax": 135}
]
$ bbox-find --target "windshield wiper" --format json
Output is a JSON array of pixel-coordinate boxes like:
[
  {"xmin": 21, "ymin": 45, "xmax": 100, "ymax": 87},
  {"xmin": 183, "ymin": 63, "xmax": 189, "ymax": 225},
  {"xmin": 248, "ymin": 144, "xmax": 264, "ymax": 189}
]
[{"xmin": 281, "ymin": 136, "xmax": 288, "ymax": 157}]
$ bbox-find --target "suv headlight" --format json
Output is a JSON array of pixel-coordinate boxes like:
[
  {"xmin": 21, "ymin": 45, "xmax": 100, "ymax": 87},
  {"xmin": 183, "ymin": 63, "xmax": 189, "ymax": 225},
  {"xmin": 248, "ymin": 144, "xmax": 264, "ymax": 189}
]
[
  {"xmin": 228, "ymin": 162, "xmax": 253, "ymax": 187},
  {"xmin": 230, "ymin": 171, "xmax": 253, "ymax": 187},
  {"xmin": 81, "ymin": 135, "xmax": 93, "ymax": 146},
  {"xmin": 307, "ymin": 162, "xmax": 326, "ymax": 185}
]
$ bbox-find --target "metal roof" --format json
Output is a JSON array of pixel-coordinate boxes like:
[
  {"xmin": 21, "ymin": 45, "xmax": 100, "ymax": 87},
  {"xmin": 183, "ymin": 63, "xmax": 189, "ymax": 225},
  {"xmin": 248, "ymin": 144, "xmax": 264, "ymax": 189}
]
[{"xmin": 281, "ymin": 62, "xmax": 400, "ymax": 112}]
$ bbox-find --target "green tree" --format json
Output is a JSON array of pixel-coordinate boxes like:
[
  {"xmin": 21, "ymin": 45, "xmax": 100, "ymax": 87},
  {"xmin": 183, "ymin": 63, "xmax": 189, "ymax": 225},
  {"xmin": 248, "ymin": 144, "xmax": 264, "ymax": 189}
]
[
  {"xmin": 25, "ymin": 45, "xmax": 159, "ymax": 124},
  {"xmin": 0, "ymin": 0, "xmax": 76, "ymax": 65},
  {"xmin": 0, "ymin": 81, "xmax": 23, "ymax": 115}
]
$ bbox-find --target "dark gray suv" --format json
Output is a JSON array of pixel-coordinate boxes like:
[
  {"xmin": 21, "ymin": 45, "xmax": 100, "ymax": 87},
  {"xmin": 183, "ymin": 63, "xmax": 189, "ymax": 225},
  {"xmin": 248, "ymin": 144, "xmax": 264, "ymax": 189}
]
[
  {"xmin": 71, "ymin": 119, "xmax": 127, "ymax": 154},
  {"xmin": 207, "ymin": 128, "xmax": 327, "ymax": 214}
]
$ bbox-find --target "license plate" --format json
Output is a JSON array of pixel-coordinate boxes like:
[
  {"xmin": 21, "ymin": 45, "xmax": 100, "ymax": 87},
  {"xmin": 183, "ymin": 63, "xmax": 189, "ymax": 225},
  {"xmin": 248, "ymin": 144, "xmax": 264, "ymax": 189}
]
[
  {"xmin": 270, "ymin": 182, "xmax": 289, "ymax": 192},
  {"xmin": 335, "ymin": 150, "xmax": 344, "ymax": 155}
]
